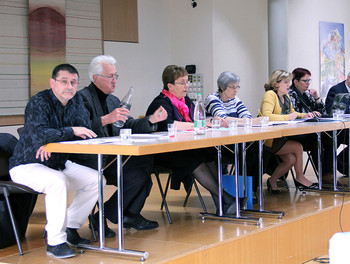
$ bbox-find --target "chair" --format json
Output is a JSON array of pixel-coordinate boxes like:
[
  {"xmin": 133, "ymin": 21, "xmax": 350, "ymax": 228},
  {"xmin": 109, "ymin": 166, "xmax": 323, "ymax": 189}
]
[
  {"xmin": 0, "ymin": 149, "xmax": 39, "ymax": 255},
  {"xmin": 290, "ymin": 150, "xmax": 319, "ymax": 191},
  {"xmin": 153, "ymin": 166, "xmax": 207, "ymax": 224},
  {"xmin": 303, "ymin": 151, "xmax": 319, "ymax": 177}
]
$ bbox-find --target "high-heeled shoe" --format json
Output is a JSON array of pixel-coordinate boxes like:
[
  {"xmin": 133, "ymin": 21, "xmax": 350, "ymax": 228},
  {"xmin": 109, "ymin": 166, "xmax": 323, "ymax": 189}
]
[
  {"xmin": 293, "ymin": 179, "xmax": 318, "ymax": 190},
  {"xmin": 266, "ymin": 178, "xmax": 281, "ymax": 194}
]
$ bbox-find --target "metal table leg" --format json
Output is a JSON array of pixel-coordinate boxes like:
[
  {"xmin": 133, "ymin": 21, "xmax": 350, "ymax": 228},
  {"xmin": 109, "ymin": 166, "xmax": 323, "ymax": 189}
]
[
  {"xmin": 200, "ymin": 145, "xmax": 262, "ymax": 225},
  {"xmin": 77, "ymin": 154, "xmax": 149, "ymax": 261},
  {"xmin": 240, "ymin": 140, "xmax": 284, "ymax": 219},
  {"xmin": 315, "ymin": 129, "xmax": 350, "ymax": 193}
]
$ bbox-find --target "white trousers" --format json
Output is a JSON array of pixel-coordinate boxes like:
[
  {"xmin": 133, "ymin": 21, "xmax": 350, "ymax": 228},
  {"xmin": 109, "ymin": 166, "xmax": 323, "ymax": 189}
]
[{"xmin": 10, "ymin": 160, "xmax": 104, "ymax": 246}]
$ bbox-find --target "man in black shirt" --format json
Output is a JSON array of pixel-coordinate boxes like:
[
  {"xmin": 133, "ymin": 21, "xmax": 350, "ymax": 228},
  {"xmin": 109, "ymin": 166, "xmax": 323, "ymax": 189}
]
[
  {"xmin": 9, "ymin": 64, "xmax": 100, "ymax": 259},
  {"xmin": 72, "ymin": 55, "xmax": 167, "ymax": 235}
]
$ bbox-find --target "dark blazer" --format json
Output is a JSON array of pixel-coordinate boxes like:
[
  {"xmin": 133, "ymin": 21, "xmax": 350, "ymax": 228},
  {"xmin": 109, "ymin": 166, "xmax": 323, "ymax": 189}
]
[
  {"xmin": 146, "ymin": 92, "xmax": 195, "ymax": 131},
  {"xmin": 79, "ymin": 83, "xmax": 156, "ymax": 137},
  {"xmin": 72, "ymin": 82, "xmax": 156, "ymax": 169},
  {"xmin": 325, "ymin": 81, "xmax": 350, "ymax": 114}
]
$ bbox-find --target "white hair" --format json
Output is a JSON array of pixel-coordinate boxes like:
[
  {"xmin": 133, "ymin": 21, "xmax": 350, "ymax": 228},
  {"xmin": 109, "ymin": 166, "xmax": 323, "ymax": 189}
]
[{"xmin": 88, "ymin": 55, "xmax": 117, "ymax": 82}]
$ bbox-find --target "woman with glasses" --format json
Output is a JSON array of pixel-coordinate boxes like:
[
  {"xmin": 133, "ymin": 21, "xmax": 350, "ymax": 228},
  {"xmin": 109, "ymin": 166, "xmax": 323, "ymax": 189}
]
[
  {"xmin": 204, "ymin": 71, "xmax": 261, "ymax": 125},
  {"xmin": 260, "ymin": 70, "xmax": 317, "ymax": 193},
  {"xmin": 146, "ymin": 65, "xmax": 237, "ymax": 215},
  {"xmin": 289, "ymin": 68, "xmax": 333, "ymax": 184},
  {"xmin": 204, "ymin": 71, "xmax": 263, "ymax": 194},
  {"xmin": 289, "ymin": 68, "xmax": 325, "ymax": 115}
]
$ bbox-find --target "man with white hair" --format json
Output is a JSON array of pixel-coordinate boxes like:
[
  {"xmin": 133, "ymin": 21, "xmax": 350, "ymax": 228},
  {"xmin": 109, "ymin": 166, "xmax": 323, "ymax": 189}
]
[{"xmin": 71, "ymin": 55, "xmax": 167, "ymax": 235}]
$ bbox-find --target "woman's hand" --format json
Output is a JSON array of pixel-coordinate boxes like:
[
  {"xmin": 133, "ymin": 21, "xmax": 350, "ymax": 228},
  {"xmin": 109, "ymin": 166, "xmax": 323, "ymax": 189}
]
[
  {"xmin": 288, "ymin": 112, "xmax": 298, "ymax": 120},
  {"xmin": 149, "ymin": 106, "xmax": 168, "ymax": 124},
  {"xmin": 252, "ymin": 116, "xmax": 264, "ymax": 125},
  {"xmin": 305, "ymin": 112, "xmax": 320, "ymax": 118},
  {"xmin": 308, "ymin": 88, "xmax": 319, "ymax": 99}
]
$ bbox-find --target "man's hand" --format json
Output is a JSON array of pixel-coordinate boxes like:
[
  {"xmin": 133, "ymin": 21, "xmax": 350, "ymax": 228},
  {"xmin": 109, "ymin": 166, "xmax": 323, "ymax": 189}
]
[
  {"xmin": 149, "ymin": 106, "xmax": 168, "ymax": 124},
  {"xmin": 101, "ymin": 107, "xmax": 129, "ymax": 126},
  {"xmin": 72, "ymin": 127, "xmax": 97, "ymax": 139},
  {"xmin": 36, "ymin": 146, "xmax": 51, "ymax": 162}
]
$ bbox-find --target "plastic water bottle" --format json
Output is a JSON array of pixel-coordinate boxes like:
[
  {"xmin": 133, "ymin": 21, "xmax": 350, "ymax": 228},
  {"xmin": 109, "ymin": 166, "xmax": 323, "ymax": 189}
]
[
  {"xmin": 113, "ymin": 86, "xmax": 134, "ymax": 128},
  {"xmin": 194, "ymin": 92, "xmax": 206, "ymax": 135}
]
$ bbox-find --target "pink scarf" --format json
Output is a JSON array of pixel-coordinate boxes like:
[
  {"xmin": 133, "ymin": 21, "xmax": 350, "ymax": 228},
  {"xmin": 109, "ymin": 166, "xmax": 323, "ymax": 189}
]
[{"xmin": 162, "ymin": 89, "xmax": 192, "ymax": 122}]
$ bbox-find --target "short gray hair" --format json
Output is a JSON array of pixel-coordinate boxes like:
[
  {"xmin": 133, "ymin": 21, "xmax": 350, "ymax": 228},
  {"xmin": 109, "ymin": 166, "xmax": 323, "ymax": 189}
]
[
  {"xmin": 89, "ymin": 55, "xmax": 117, "ymax": 82},
  {"xmin": 217, "ymin": 71, "xmax": 240, "ymax": 92}
]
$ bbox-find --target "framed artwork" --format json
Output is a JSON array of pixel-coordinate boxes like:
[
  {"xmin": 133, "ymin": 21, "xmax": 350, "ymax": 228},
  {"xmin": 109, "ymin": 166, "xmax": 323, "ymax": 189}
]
[
  {"xmin": 319, "ymin": 21, "xmax": 345, "ymax": 99},
  {"xmin": 29, "ymin": 0, "xmax": 66, "ymax": 97}
]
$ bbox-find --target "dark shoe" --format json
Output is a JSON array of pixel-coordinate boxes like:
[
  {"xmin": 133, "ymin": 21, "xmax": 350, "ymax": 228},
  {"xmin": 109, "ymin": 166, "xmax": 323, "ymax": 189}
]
[
  {"xmin": 215, "ymin": 202, "xmax": 237, "ymax": 216},
  {"xmin": 267, "ymin": 178, "xmax": 281, "ymax": 194},
  {"xmin": 123, "ymin": 215, "xmax": 159, "ymax": 230},
  {"xmin": 322, "ymin": 172, "xmax": 334, "ymax": 185},
  {"xmin": 224, "ymin": 202, "xmax": 236, "ymax": 215},
  {"xmin": 294, "ymin": 179, "xmax": 318, "ymax": 190},
  {"xmin": 66, "ymin": 227, "xmax": 90, "ymax": 247},
  {"xmin": 47, "ymin": 242, "xmax": 76, "ymax": 259},
  {"xmin": 90, "ymin": 214, "xmax": 116, "ymax": 238}
]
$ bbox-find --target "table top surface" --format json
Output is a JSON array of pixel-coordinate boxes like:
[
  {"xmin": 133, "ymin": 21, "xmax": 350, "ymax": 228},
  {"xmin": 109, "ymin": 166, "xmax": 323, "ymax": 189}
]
[{"xmin": 44, "ymin": 119, "xmax": 350, "ymax": 156}]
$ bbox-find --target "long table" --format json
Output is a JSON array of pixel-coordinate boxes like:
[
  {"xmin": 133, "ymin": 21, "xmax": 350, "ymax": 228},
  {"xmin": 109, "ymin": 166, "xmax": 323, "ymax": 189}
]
[
  {"xmin": 277, "ymin": 120, "xmax": 350, "ymax": 191},
  {"xmin": 45, "ymin": 126, "xmax": 283, "ymax": 260},
  {"xmin": 44, "ymin": 120, "xmax": 350, "ymax": 261}
]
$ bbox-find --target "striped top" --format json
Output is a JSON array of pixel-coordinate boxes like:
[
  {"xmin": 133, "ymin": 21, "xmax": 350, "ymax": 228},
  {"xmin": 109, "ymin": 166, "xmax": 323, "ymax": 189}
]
[{"xmin": 204, "ymin": 92, "xmax": 252, "ymax": 118}]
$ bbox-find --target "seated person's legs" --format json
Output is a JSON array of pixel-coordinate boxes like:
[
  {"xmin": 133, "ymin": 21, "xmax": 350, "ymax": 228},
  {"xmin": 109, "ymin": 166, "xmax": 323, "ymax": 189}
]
[
  {"xmin": 10, "ymin": 161, "xmax": 98, "ymax": 252},
  {"xmin": 100, "ymin": 155, "xmax": 157, "ymax": 231},
  {"xmin": 64, "ymin": 160, "xmax": 102, "ymax": 245},
  {"xmin": 192, "ymin": 161, "xmax": 236, "ymax": 215}
]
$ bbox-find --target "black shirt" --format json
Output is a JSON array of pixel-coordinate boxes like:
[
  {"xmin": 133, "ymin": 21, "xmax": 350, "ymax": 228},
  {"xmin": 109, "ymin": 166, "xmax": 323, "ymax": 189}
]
[{"xmin": 9, "ymin": 89, "xmax": 92, "ymax": 170}]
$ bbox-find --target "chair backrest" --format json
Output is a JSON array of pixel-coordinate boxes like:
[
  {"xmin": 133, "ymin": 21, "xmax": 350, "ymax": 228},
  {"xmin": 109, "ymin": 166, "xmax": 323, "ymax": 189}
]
[
  {"xmin": 0, "ymin": 149, "xmax": 11, "ymax": 181},
  {"xmin": 0, "ymin": 132, "xmax": 18, "ymax": 181}
]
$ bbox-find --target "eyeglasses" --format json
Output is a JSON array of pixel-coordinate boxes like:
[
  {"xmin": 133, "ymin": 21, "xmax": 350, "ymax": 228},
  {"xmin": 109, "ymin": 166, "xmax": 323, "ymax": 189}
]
[
  {"xmin": 174, "ymin": 81, "xmax": 189, "ymax": 86},
  {"xmin": 227, "ymin": 85, "xmax": 240, "ymax": 90},
  {"xmin": 54, "ymin": 79, "xmax": 79, "ymax": 87},
  {"xmin": 300, "ymin": 79, "xmax": 312, "ymax": 84},
  {"xmin": 96, "ymin": 73, "xmax": 119, "ymax": 81}
]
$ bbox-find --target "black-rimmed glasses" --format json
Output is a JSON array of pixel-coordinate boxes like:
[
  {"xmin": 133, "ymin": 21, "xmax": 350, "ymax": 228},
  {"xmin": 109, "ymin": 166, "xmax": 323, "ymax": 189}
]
[{"xmin": 54, "ymin": 79, "xmax": 79, "ymax": 87}]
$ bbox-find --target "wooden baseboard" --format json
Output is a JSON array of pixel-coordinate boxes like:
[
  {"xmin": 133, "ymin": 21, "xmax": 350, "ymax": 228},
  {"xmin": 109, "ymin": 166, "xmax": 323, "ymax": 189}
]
[{"xmin": 0, "ymin": 115, "xmax": 24, "ymax": 126}]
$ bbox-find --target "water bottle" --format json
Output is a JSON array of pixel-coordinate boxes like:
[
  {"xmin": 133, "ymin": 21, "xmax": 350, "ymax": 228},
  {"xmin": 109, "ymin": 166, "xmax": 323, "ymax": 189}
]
[
  {"xmin": 113, "ymin": 86, "xmax": 134, "ymax": 128},
  {"xmin": 194, "ymin": 92, "xmax": 206, "ymax": 135}
]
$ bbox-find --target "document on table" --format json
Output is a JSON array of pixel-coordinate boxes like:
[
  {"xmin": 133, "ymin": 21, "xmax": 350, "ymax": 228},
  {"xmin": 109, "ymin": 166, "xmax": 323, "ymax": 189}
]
[
  {"xmin": 60, "ymin": 133, "xmax": 168, "ymax": 145},
  {"xmin": 268, "ymin": 120, "xmax": 305, "ymax": 126}
]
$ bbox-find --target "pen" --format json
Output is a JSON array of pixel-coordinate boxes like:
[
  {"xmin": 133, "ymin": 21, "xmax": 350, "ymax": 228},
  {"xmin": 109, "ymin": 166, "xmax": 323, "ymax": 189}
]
[{"xmin": 258, "ymin": 109, "xmax": 263, "ymax": 116}]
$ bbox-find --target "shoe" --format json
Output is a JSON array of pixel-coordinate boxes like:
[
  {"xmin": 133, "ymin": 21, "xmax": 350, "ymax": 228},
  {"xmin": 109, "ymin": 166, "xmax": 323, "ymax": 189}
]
[
  {"xmin": 90, "ymin": 214, "xmax": 116, "ymax": 238},
  {"xmin": 66, "ymin": 227, "xmax": 90, "ymax": 247},
  {"xmin": 47, "ymin": 242, "xmax": 76, "ymax": 259},
  {"xmin": 293, "ymin": 179, "xmax": 318, "ymax": 190},
  {"xmin": 321, "ymin": 172, "xmax": 334, "ymax": 185},
  {"xmin": 123, "ymin": 215, "xmax": 159, "ymax": 230},
  {"xmin": 266, "ymin": 178, "xmax": 281, "ymax": 194},
  {"xmin": 216, "ymin": 203, "xmax": 236, "ymax": 216},
  {"xmin": 224, "ymin": 202, "xmax": 237, "ymax": 215}
]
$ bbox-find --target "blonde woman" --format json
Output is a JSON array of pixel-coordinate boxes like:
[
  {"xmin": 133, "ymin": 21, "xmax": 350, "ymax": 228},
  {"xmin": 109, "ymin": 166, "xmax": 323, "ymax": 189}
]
[{"xmin": 260, "ymin": 70, "xmax": 317, "ymax": 193}]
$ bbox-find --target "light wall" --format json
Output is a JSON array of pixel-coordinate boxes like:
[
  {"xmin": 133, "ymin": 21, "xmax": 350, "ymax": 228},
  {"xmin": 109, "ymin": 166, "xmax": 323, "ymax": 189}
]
[
  {"xmin": 2, "ymin": 0, "xmax": 350, "ymax": 129},
  {"xmin": 104, "ymin": 0, "xmax": 171, "ymax": 118},
  {"xmin": 288, "ymin": 0, "xmax": 350, "ymax": 100},
  {"xmin": 212, "ymin": 0, "xmax": 268, "ymax": 116},
  {"xmin": 105, "ymin": 0, "xmax": 269, "ymax": 117}
]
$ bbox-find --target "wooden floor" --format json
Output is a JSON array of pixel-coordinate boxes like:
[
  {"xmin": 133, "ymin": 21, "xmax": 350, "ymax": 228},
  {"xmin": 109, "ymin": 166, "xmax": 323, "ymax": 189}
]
[{"xmin": 0, "ymin": 171, "xmax": 349, "ymax": 264}]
